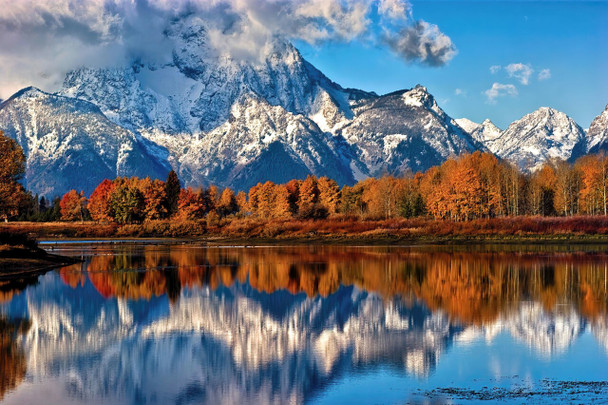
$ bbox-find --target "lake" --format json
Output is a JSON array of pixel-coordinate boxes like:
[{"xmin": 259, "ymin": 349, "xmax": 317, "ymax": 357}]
[{"xmin": 1, "ymin": 243, "xmax": 608, "ymax": 404}]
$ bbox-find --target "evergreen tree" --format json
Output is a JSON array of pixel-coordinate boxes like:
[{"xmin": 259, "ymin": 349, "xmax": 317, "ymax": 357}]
[{"xmin": 164, "ymin": 170, "xmax": 181, "ymax": 217}]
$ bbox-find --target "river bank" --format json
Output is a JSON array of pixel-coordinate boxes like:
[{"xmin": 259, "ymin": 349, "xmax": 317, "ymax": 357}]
[
  {"xmin": 0, "ymin": 233, "xmax": 80, "ymax": 280},
  {"xmin": 3, "ymin": 216, "xmax": 608, "ymax": 245}
]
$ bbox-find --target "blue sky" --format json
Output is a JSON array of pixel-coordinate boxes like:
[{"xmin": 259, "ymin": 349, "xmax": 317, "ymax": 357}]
[{"xmin": 296, "ymin": 1, "xmax": 608, "ymax": 129}]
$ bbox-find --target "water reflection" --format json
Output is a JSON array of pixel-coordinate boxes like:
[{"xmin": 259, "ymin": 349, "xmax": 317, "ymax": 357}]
[{"xmin": 0, "ymin": 245, "xmax": 607, "ymax": 404}]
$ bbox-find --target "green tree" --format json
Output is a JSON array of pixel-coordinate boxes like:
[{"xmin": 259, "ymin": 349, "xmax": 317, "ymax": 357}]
[{"xmin": 109, "ymin": 183, "xmax": 145, "ymax": 224}]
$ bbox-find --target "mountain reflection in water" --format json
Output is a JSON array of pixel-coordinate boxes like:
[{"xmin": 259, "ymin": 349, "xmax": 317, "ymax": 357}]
[{"xmin": 1, "ymin": 244, "xmax": 608, "ymax": 404}]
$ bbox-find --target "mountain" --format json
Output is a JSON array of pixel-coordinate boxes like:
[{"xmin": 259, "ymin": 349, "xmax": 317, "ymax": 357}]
[
  {"xmin": 0, "ymin": 87, "xmax": 170, "ymax": 196},
  {"xmin": 455, "ymin": 118, "xmax": 502, "ymax": 146},
  {"xmin": 487, "ymin": 107, "xmax": 586, "ymax": 171},
  {"xmin": 0, "ymin": 13, "xmax": 602, "ymax": 195},
  {"xmin": 337, "ymin": 86, "xmax": 482, "ymax": 177},
  {"xmin": 586, "ymin": 105, "xmax": 608, "ymax": 154},
  {"xmin": 0, "ymin": 15, "xmax": 481, "ymax": 196}
]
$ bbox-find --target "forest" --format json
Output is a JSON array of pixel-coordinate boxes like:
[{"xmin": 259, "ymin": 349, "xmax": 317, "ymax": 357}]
[{"xmin": 3, "ymin": 129, "xmax": 608, "ymax": 237}]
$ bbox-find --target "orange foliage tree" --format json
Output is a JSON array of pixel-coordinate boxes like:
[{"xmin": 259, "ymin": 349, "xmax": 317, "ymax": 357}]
[
  {"xmin": 88, "ymin": 179, "xmax": 115, "ymax": 222},
  {"xmin": 60, "ymin": 190, "xmax": 87, "ymax": 221}
]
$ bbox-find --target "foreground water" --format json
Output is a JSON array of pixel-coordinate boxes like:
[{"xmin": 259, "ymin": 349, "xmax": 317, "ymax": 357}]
[{"xmin": 1, "ymin": 243, "xmax": 608, "ymax": 404}]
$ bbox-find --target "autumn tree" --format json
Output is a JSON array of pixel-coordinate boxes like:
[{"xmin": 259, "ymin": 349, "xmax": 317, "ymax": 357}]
[
  {"xmin": 108, "ymin": 182, "xmax": 145, "ymax": 224},
  {"xmin": 139, "ymin": 177, "xmax": 168, "ymax": 220},
  {"xmin": 176, "ymin": 187, "xmax": 206, "ymax": 220},
  {"xmin": 60, "ymin": 190, "xmax": 88, "ymax": 222},
  {"xmin": 553, "ymin": 159, "xmax": 581, "ymax": 216},
  {"xmin": 236, "ymin": 191, "xmax": 248, "ymax": 213},
  {"xmin": 317, "ymin": 177, "xmax": 340, "ymax": 215},
  {"xmin": 0, "ymin": 132, "xmax": 27, "ymax": 221},
  {"xmin": 298, "ymin": 175, "xmax": 319, "ymax": 212},
  {"xmin": 285, "ymin": 179, "xmax": 301, "ymax": 214},
  {"xmin": 576, "ymin": 154, "xmax": 608, "ymax": 215},
  {"xmin": 339, "ymin": 184, "xmax": 365, "ymax": 216},
  {"xmin": 89, "ymin": 179, "xmax": 115, "ymax": 222},
  {"xmin": 273, "ymin": 184, "xmax": 293, "ymax": 219},
  {"xmin": 164, "ymin": 170, "xmax": 181, "ymax": 217},
  {"xmin": 205, "ymin": 185, "xmax": 220, "ymax": 214},
  {"xmin": 528, "ymin": 163, "xmax": 557, "ymax": 216},
  {"xmin": 217, "ymin": 188, "xmax": 238, "ymax": 217}
]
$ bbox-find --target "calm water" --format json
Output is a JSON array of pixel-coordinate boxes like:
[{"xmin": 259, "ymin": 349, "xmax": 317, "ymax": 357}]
[{"xmin": 1, "ymin": 243, "xmax": 608, "ymax": 404}]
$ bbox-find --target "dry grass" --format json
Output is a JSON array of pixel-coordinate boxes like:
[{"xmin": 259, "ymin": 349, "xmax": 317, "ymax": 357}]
[{"xmin": 2, "ymin": 216, "xmax": 608, "ymax": 242}]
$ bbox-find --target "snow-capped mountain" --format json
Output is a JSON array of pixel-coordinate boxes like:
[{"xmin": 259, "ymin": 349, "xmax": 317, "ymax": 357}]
[
  {"xmin": 455, "ymin": 118, "xmax": 502, "ymax": 146},
  {"xmin": 0, "ymin": 15, "xmax": 480, "ymax": 196},
  {"xmin": 488, "ymin": 107, "xmax": 586, "ymax": 171},
  {"xmin": 586, "ymin": 105, "xmax": 608, "ymax": 154},
  {"xmin": 0, "ymin": 13, "xmax": 604, "ymax": 195},
  {"xmin": 0, "ymin": 87, "xmax": 170, "ymax": 196},
  {"xmin": 337, "ymin": 86, "xmax": 482, "ymax": 176}
]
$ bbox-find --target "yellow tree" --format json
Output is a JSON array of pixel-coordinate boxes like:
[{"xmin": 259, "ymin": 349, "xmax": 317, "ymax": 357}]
[
  {"xmin": 138, "ymin": 177, "xmax": 168, "ymax": 220},
  {"xmin": 0, "ymin": 131, "xmax": 27, "ymax": 221},
  {"xmin": 317, "ymin": 176, "xmax": 340, "ymax": 215},
  {"xmin": 273, "ymin": 184, "xmax": 293, "ymax": 219},
  {"xmin": 236, "ymin": 191, "xmax": 248, "ymax": 213},
  {"xmin": 576, "ymin": 155, "xmax": 603, "ymax": 215},
  {"xmin": 298, "ymin": 175, "xmax": 319, "ymax": 211},
  {"xmin": 218, "ymin": 188, "xmax": 238, "ymax": 217}
]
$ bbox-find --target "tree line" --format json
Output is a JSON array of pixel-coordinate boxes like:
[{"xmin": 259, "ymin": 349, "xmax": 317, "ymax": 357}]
[
  {"xmin": 2, "ymin": 129, "xmax": 608, "ymax": 223},
  {"xmin": 54, "ymin": 151, "xmax": 608, "ymax": 223}
]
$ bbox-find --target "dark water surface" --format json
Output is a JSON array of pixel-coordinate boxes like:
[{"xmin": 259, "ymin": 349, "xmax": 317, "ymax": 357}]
[{"xmin": 1, "ymin": 244, "xmax": 608, "ymax": 404}]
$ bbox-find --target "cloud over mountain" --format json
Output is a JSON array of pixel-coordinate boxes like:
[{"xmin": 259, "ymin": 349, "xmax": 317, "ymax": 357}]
[{"xmin": 0, "ymin": 0, "xmax": 456, "ymax": 99}]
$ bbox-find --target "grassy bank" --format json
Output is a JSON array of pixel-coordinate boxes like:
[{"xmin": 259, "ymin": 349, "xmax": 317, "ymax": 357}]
[{"xmin": 3, "ymin": 216, "xmax": 608, "ymax": 244}]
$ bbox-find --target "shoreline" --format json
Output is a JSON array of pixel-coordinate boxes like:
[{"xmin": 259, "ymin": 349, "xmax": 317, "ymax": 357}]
[
  {"xmin": 0, "ymin": 246, "xmax": 81, "ymax": 280},
  {"xmin": 4, "ymin": 216, "xmax": 608, "ymax": 249}
]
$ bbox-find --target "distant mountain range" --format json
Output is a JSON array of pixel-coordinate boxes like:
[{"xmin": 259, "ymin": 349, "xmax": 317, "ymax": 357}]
[{"xmin": 0, "ymin": 15, "xmax": 606, "ymax": 196}]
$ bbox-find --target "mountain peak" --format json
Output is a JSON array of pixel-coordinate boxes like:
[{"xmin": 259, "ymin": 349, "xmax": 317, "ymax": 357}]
[
  {"xmin": 586, "ymin": 104, "xmax": 608, "ymax": 154},
  {"xmin": 491, "ymin": 107, "xmax": 585, "ymax": 171}
]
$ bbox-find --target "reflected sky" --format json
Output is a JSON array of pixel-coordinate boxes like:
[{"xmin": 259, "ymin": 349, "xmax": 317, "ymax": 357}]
[{"xmin": 1, "ymin": 244, "xmax": 608, "ymax": 404}]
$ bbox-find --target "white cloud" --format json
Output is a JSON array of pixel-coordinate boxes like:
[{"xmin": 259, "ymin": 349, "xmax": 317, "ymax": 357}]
[
  {"xmin": 505, "ymin": 63, "xmax": 533, "ymax": 85},
  {"xmin": 490, "ymin": 65, "xmax": 501, "ymax": 74},
  {"xmin": 538, "ymin": 68, "xmax": 551, "ymax": 80},
  {"xmin": 0, "ymin": 0, "xmax": 457, "ymax": 98},
  {"xmin": 484, "ymin": 82, "xmax": 518, "ymax": 104},
  {"xmin": 455, "ymin": 88, "xmax": 465, "ymax": 96}
]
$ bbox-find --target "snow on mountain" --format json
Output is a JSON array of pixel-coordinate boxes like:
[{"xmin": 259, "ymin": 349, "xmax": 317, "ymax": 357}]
[
  {"xmin": 454, "ymin": 118, "xmax": 480, "ymax": 134},
  {"xmin": 489, "ymin": 107, "xmax": 586, "ymax": 171},
  {"xmin": 0, "ymin": 12, "xmax": 603, "ymax": 195},
  {"xmin": 0, "ymin": 87, "xmax": 170, "ymax": 196},
  {"xmin": 586, "ymin": 105, "xmax": 608, "ymax": 154},
  {"xmin": 455, "ymin": 118, "xmax": 502, "ymax": 147},
  {"xmin": 170, "ymin": 93, "xmax": 358, "ymax": 190},
  {"xmin": 337, "ymin": 86, "xmax": 482, "ymax": 176}
]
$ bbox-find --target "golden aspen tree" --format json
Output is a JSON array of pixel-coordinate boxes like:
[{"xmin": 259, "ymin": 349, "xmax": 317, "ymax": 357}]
[
  {"xmin": 317, "ymin": 176, "xmax": 340, "ymax": 215},
  {"xmin": 298, "ymin": 175, "xmax": 319, "ymax": 211}
]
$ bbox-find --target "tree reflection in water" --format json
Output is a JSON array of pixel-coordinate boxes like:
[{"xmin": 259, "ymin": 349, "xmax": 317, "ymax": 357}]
[
  {"xmin": 0, "ymin": 317, "xmax": 30, "ymax": 400},
  {"xmin": 0, "ymin": 245, "xmax": 607, "ymax": 404},
  {"xmin": 57, "ymin": 245, "xmax": 608, "ymax": 325}
]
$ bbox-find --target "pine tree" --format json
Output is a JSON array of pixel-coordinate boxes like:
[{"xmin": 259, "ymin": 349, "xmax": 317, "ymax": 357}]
[{"xmin": 164, "ymin": 170, "xmax": 181, "ymax": 218}]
